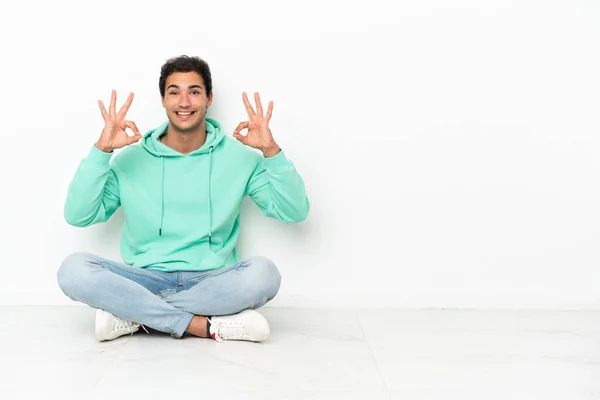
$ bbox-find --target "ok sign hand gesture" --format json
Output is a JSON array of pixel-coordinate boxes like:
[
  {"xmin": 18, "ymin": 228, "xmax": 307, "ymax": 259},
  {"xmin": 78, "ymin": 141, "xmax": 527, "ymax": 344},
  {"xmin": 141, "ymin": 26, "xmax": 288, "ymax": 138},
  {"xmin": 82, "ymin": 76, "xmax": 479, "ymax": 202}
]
[
  {"xmin": 233, "ymin": 92, "xmax": 280, "ymax": 158},
  {"xmin": 95, "ymin": 91, "xmax": 142, "ymax": 153}
]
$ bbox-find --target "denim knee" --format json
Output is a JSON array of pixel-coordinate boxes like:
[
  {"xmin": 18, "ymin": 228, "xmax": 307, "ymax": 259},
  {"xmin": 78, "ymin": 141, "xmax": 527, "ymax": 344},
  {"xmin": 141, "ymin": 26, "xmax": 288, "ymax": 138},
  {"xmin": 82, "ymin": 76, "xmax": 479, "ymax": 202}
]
[
  {"xmin": 57, "ymin": 252, "xmax": 91, "ymax": 297},
  {"xmin": 247, "ymin": 256, "xmax": 282, "ymax": 302}
]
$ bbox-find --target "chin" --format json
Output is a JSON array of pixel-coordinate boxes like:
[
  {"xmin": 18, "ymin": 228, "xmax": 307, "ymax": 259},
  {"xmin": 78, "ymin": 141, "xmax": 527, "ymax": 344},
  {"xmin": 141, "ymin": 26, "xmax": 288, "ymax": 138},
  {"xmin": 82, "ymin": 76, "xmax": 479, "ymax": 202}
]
[{"xmin": 169, "ymin": 117, "xmax": 203, "ymax": 133}]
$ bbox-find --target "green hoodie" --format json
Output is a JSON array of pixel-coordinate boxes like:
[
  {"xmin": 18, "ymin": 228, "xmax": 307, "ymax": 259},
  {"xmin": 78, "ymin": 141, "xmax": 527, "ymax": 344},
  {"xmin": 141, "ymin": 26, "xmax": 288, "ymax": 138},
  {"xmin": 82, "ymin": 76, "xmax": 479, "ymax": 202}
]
[{"xmin": 64, "ymin": 118, "xmax": 309, "ymax": 272}]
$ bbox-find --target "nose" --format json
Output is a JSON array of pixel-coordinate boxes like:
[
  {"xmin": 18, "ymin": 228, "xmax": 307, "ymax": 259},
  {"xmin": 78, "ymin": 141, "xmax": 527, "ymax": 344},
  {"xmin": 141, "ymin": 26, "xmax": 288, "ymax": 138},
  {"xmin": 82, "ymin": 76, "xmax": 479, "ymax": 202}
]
[{"xmin": 178, "ymin": 93, "xmax": 191, "ymax": 108}]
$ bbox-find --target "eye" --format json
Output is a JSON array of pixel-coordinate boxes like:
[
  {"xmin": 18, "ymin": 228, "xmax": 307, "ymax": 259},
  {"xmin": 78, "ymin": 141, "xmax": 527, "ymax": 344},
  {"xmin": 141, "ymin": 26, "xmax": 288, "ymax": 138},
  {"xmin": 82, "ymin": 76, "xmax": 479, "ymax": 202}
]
[
  {"xmin": 169, "ymin": 91, "xmax": 178, "ymax": 96},
  {"xmin": 191, "ymin": 90, "xmax": 200, "ymax": 95}
]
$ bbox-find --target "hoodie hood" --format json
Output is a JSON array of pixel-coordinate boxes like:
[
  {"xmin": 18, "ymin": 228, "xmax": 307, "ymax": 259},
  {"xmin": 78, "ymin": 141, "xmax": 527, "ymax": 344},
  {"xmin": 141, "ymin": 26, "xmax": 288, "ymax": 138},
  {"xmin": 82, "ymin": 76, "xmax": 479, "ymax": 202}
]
[{"xmin": 141, "ymin": 118, "xmax": 225, "ymax": 157}]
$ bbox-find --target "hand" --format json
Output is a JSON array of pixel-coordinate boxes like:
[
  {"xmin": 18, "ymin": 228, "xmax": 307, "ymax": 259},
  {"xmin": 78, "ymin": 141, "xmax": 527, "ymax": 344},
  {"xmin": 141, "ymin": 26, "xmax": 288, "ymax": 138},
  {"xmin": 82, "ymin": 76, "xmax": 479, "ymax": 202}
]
[
  {"xmin": 95, "ymin": 90, "xmax": 142, "ymax": 153},
  {"xmin": 233, "ymin": 92, "xmax": 280, "ymax": 157}
]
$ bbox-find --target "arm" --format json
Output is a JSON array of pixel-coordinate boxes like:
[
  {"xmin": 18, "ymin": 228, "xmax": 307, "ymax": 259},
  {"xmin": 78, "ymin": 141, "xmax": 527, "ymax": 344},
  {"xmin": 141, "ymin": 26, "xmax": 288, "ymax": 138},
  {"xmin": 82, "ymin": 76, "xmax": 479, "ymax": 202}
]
[
  {"xmin": 246, "ymin": 150, "xmax": 310, "ymax": 223},
  {"xmin": 64, "ymin": 146, "xmax": 121, "ymax": 226},
  {"xmin": 64, "ymin": 90, "xmax": 142, "ymax": 227},
  {"xmin": 234, "ymin": 92, "xmax": 309, "ymax": 222}
]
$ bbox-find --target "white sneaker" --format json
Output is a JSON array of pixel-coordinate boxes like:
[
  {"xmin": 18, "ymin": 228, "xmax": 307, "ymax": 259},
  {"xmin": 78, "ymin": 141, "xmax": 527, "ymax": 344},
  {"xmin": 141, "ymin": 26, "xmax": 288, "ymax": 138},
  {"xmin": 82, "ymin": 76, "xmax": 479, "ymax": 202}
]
[
  {"xmin": 209, "ymin": 310, "xmax": 270, "ymax": 342},
  {"xmin": 95, "ymin": 309, "xmax": 141, "ymax": 342}
]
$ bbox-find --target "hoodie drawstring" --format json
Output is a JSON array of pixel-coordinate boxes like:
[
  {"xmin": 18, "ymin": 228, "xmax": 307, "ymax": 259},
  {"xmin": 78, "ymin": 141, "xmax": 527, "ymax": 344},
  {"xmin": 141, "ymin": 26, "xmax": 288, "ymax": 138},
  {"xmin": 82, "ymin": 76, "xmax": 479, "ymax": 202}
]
[
  {"xmin": 157, "ymin": 147, "xmax": 214, "ymax": 245},
  {"xmin": 207, "ymin": 146, "xmax": 214, "ymax": 248},
  {"xmin": 159, "ymin": 155, "xmax": 165, "ymax": 236}
]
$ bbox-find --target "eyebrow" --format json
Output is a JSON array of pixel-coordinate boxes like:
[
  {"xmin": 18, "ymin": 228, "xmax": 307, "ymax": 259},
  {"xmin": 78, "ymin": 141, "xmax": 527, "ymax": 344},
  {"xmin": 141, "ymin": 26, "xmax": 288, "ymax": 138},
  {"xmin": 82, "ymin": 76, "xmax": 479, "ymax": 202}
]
[{"xmin": 166, "ymin": 84, "xmax": 203, "ymax": 90}]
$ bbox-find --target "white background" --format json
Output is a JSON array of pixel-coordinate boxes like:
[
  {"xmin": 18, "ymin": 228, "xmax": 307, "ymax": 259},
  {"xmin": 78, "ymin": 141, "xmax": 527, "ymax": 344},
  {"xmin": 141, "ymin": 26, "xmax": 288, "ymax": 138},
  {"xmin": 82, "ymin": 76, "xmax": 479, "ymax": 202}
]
[{"xmin": 1, "ymin": 0, "xmax": 600, "ymax": 309}]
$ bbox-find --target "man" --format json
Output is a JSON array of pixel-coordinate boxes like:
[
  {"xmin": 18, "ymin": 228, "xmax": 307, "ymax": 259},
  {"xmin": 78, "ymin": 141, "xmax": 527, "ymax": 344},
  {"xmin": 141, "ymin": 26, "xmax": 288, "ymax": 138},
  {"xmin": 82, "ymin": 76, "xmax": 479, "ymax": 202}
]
[{"xmin": 57, "ymin": 55, "xmax": 309, "ymax": 343}]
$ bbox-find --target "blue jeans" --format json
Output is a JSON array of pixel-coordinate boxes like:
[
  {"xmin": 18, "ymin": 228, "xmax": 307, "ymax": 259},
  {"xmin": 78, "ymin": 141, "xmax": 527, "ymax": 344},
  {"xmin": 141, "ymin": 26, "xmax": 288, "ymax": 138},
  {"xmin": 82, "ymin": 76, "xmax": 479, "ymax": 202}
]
[{"xmin": 57, "ymin": 252, "xmax": 281, "ymax": 338}]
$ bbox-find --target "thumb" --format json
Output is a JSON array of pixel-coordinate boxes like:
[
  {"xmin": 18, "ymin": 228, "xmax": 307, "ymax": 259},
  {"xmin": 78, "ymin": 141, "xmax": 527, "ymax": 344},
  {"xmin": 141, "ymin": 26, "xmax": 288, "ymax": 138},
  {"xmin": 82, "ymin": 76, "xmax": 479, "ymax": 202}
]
[
  {"xmin": 126, "ymin": 134, "xmax": 142, "ymax": 145},
  {"xmin": 233, "ymin": 132, "xmax": 248, "ymax": 144}
]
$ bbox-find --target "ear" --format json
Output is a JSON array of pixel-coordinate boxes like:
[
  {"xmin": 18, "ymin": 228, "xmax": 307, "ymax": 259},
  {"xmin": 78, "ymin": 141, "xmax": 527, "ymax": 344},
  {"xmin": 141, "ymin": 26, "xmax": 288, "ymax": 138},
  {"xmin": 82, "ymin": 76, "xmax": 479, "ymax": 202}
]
[
  {"xmin": 161, "ymin": 95, "xmax": 166, "ymax": 109},
  {"xmin": 207, "ymin": 92, "xmax": 213, "ymax": 108}
]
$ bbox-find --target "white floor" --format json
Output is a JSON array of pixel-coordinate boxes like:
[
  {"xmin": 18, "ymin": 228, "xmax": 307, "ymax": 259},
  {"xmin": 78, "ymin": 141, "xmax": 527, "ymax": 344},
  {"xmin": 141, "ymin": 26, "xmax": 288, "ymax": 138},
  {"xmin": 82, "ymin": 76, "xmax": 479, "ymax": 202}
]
[{"xmin": 1, "ymin": 307, "xmax": 599, "ymax": 399}]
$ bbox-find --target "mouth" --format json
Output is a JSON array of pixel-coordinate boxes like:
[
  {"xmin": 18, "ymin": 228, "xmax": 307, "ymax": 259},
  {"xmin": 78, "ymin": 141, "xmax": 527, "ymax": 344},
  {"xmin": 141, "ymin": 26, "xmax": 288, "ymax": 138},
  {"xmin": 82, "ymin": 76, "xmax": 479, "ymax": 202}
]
[{"xmin": 175, "ymin": 111, "xmax": 196, "ymax": 121}]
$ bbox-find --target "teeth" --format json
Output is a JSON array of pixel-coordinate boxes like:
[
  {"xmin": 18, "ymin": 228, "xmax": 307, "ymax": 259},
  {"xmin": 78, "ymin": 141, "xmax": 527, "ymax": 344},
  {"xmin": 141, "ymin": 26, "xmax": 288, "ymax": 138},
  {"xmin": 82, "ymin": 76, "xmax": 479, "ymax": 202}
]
[{"xmin": 177, "ymin": 112, "xmax": 192, "ymax": 116}]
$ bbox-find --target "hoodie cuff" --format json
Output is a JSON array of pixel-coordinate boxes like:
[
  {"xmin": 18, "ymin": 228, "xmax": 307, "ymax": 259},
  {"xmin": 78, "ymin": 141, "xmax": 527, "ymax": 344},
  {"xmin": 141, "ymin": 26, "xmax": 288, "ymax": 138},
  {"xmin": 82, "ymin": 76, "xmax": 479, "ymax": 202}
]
[
  {"xmin": 86, "ymin": 144, "xmax": 114, "ymax": 168},
  {"xmin": 264, "ymin": 150, "xmax": 291, "ymax": 171}
]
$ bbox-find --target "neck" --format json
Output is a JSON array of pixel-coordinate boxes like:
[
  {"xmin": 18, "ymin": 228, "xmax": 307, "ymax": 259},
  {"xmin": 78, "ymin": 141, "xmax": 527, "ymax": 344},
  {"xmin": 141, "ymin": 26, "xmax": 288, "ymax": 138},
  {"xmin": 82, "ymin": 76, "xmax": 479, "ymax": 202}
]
[{"xmin": 162, "ymin": 123, "xmax": 207, "ymax": 154}]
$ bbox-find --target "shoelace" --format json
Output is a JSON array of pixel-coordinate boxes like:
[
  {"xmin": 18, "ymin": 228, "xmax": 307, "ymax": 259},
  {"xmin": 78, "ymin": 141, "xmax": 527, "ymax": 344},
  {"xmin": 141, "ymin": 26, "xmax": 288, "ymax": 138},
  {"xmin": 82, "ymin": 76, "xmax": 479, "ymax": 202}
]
[
  {"xmin": 114, "ymin": 317, "xmax": 149, "ymax": 335},
  {"xmin": 210, "ymin": 319, "xmax": 251, "ymax": 342}
]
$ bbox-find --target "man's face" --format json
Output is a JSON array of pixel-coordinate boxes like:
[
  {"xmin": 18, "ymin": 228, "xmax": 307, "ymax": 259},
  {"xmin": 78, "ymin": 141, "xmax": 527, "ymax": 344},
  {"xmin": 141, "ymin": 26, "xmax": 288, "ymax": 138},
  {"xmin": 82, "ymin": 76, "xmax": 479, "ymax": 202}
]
[{"xmin": 162, "ymin": 71, "xmax": 212, "ymax": 133}]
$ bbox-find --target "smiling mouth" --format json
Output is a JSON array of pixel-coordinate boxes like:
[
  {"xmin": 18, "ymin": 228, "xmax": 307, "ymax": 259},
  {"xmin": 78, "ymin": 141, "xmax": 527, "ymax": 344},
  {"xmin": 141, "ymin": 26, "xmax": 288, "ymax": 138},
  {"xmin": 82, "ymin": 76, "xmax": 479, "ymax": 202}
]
[{"xmin": 175, "ymin": 111, "xmax": 195, "ymax": 116}]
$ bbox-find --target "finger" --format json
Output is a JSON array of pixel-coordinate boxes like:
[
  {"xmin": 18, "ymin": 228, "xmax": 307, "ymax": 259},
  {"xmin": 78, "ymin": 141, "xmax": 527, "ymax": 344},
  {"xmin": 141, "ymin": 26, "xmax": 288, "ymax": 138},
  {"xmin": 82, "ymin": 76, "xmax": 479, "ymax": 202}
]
[
  {"xmin": 242, "ymin": 92, "xmax": 256, "ymax": 117},
  {"xmin": 98, "ymin": 100, "xmax": 109, "ymax": 122},
  {"xmin": 118, "ymin": 92, "xmax": 134, "ymax": 119},
  {"xmin": 265, "ymin": 101, "xmax": 274, "ymax": 122},
  {"xmin": 254, "ymin": 92, "xmax": 263, "ymax": 116},
  {"xmin": 233, "ymin": 121, "xmax": 249, "ymax": 134},
  {"xmin": 109, "ymin": 90, "xmax": 117, "ymax": 116},
  {"xmin": 126, "ymin": 133, "xmax": 142, "ymax": 145},
  {"xmin": 123, "ymin": 120, "xmax": 141, "ymax": 136},
  {"xmin": 233, "ymin": 132, "xmax": 248, "ymax": 144}
]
